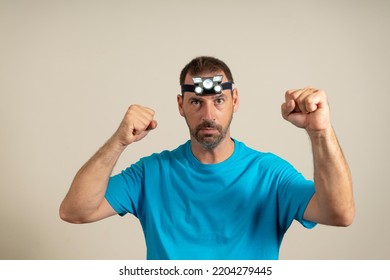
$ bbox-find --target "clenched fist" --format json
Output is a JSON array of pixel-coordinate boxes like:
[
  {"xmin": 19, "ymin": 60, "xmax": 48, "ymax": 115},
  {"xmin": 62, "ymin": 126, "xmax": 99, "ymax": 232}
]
[
  {"xmin": 114, "ymin": 104, "xmax": 157, "ymax": 147},
  {"xmin": 281, "ymin": 87, "xmax": 331, "ymax": 133}
]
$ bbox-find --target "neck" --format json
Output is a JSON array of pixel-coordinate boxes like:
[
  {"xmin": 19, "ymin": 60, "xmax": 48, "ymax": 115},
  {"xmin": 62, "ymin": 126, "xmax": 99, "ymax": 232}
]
[{"xmin": 190, "ymin": 135, "xmax": 235, "ymax": 164}]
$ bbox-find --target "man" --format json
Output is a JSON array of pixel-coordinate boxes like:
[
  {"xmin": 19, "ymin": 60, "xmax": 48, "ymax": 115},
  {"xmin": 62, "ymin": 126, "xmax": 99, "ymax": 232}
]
[{"xmin": 60, "ymin": 56, "xmax": 354, "ymax": 259}]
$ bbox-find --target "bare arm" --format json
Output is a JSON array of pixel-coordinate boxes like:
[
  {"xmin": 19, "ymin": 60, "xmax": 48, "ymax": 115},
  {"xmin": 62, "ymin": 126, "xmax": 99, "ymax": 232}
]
[
  {"xmin": 59, "ymin": 105, "xmax": 157, "ymax": 223},
  {"xmin": 305, "ymin": 127, "xmax": 354, "ymax": 226},
  {"xmin": 281, "ymin": 88, "xmax": 355, "ymax": 226}
]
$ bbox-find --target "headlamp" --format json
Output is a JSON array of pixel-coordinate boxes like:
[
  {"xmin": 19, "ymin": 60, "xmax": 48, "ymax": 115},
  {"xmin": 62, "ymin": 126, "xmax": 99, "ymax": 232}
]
[{"xmin": 181, "ymin": 75, "xmax": 233, "ymax": 95}]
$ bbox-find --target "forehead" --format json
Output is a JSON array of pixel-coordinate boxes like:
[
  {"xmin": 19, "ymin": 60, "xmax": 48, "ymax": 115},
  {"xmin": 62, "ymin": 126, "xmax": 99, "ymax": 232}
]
[{"xmin": 184, "ymin": 70, "xmax": 227, "ymax": 84}]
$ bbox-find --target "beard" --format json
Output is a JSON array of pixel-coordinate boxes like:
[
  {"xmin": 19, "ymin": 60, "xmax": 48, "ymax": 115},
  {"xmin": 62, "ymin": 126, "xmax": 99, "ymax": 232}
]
[{"xmin": 189, "ymin": 117, "xmax": 233, "ymax": 150}]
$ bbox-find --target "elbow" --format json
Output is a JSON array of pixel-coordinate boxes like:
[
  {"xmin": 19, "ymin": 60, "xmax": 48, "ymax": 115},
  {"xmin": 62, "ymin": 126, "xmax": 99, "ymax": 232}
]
[
  {"xmin": 333, "ymin": 206, "xmax": 355, "ymax": 227},
  {"xmin": 59, "ymin": 203, "xmax": 85, "ymax": 224},
  {"xmin": 342, "ymin": 209, "xmax": 355, "ymax": 227},
  {"xmin": 335, "ymin": 215, "xmax": 354, "ymax": 227}
]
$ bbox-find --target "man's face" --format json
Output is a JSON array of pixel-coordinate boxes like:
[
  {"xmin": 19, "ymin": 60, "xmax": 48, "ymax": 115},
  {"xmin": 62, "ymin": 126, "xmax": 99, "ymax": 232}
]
[{"xmin": 177, "ymin": 71, "xmax": 239, "ymax": 150}]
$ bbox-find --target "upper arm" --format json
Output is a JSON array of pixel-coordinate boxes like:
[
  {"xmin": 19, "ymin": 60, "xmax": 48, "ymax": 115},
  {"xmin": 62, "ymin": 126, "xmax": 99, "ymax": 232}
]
[
  {"xmin": 303, "ymin": 193, "xmax": 320, "ymax": 224},
  {"xmin": 303, "ymin": 193, "xmax": 333, "ymax": 226},
  {"xmin": 83, "ymin": 198, "xmax": 118, "ymax": 223},
  {"xmin": 303, "ymin": 192, "xmax": 354, "ymax": 226},
  {"xmin": 61, "ymin": 198, "xmax": 118, "ymax": 224}
]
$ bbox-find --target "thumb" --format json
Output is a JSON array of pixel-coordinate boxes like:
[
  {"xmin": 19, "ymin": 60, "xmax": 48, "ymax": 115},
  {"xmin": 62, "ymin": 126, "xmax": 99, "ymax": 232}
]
[
  {"xmin": 146, "ymin": 120, "xmax": 158, "ymax": 131},
  {"xmin": 281, "ymin": 100, "xmax": 295, "ymax": 119}
]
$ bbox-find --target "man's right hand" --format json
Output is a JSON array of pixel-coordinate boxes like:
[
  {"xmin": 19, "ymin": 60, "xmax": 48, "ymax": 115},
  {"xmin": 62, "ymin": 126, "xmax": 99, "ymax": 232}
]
[
  {"xmin": 60, "ymin": 104, "xmax": 157, "ymax": 223},
  {"xmin": 113, "ymin": 104, "xmax": 158, "ymax": 147}
]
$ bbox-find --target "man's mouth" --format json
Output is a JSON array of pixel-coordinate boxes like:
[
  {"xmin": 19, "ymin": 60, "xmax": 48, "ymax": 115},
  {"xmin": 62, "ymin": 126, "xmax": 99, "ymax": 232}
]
[
  {"xmin": 199, "ymin": 126, "xmax": 218, "ymax": 133},
  {"xmin": 195, "ymin": 120, "xmax": 222, "ymax": 136},
  {"xmin": 200, "ymin": 129, "xmax": 217, "ymax": 135}
]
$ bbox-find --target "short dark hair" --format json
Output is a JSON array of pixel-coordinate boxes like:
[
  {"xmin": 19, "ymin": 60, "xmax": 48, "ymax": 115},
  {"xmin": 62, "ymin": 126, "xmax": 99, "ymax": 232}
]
[{"xmin": 179, "ymin": 56, "xmax": 234, "ymax": 85}]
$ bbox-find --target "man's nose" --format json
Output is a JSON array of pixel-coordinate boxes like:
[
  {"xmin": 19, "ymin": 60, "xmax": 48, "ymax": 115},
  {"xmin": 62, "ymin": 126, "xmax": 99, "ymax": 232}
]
[{"xmin": 201, "ymin": 101, "xmax": 216, "ymax": 121}]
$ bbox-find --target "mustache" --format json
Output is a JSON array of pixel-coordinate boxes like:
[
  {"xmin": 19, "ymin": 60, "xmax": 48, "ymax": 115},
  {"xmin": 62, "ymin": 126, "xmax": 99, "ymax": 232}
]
[
  {"xmin": 195, "ymin": 120, "xmax": 222, "ymax": 132},
  {"xmin": 196, "ymin": 120, "xmax": 220, "ymax": 130}
]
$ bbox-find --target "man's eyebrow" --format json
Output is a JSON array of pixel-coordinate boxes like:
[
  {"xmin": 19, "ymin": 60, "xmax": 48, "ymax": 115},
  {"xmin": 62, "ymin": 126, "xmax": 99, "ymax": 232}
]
[
  {"xmin": 212, "ymin": 93, "xmax": 227, "ymax": 100},
  {"xmin": 187, "ymin": 96, "xmax": 202, "ymax": 102}
]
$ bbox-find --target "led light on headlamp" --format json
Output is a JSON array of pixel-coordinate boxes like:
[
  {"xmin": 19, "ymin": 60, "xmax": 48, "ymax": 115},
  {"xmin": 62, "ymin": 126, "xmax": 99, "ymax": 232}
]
[
  {"xmin": 202, "ymin": 78, "xmax": 214, "ymax": 90},
  {"xmin": 214, "ymin": 84, "xmax": 222, "ymax": 92},
  {"xmin": 192, "ymin": 77, "xmax": 203, "ymax": 84},
  {"xmin": 195, "ymin": 86, "xmax": 203, "ymax": 94}
]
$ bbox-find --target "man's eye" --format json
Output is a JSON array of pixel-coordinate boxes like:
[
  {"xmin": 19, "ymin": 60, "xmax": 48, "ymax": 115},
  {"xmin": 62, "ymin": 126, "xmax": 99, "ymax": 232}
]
[
  {"xmin": 215, "ymin": 98, "xmax": 225, "ymax": 104},
  {"xmin": 191, "ymin": 100, "xmax": 200, "ymax": 105}
]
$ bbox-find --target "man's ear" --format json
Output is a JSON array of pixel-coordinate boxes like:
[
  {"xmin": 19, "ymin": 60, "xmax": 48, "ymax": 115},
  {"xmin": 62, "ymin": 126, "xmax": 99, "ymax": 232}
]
[
  {"xmin": 177, "ymin": 94, "xmax": 185, "ymax": 117},
  {"xmin": 232, "ymin": 88, "xmax": 239, "ymax": 113}
]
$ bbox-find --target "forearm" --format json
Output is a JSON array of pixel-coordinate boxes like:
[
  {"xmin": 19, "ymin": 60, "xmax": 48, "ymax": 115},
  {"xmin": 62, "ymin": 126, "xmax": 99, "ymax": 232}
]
[
  {"xmin": 60, "ymin": 135, "xmax": 126, "ymax": 222},
  {"xmin": 309, "ymin": 127, "xmax": 354, "ymax": 226}
]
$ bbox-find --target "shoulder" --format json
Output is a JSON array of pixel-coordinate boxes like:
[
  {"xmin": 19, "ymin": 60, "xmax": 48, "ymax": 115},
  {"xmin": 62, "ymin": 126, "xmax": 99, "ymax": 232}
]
[
  {"xmin": 234, "ymin": 139, "xmax": 285, "ymax": 162},
  {"xmin": 138, "ymin": 141, "xmax": 189, "ymax": 164},
  {"xmin": 118, "ymin": 142, "xmax": 189, "ymax": 178},
  {"xmin": 233, "ymin": 139, "xmax": 295, "ymax": 172}
]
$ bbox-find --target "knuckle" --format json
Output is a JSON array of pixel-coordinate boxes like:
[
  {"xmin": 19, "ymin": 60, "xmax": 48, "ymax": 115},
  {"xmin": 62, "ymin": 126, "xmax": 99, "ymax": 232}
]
[
  {"xmin": 285, "ymin": 89, "xmax": 295, "ymax": 98},
  {"xmin": 129, "ymin": 104, "xmax": 138, "ymax": 110},
  {"xmin": 291, "ymin": 91, "xmax": 301, "ymax": 99}
]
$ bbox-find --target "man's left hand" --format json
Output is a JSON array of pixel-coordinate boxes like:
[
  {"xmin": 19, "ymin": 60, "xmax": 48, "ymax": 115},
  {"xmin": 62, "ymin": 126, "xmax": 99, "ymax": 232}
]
[{"xmin": 281, "ymin": 87, "xmax": 331, "ymax": 133}]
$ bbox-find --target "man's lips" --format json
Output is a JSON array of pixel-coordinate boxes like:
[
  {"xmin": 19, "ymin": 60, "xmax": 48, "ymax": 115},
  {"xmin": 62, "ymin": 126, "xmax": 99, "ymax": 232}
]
[{"xmin": 199, "ymin": 128, "xmax": 218, "ymax": 135}]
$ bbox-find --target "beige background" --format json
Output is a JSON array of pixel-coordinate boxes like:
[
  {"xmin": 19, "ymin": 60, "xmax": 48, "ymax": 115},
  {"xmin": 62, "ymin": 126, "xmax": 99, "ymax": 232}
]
[{"xmin": 1, "ymin": 0, "xmax": 389, "ymax": 259}]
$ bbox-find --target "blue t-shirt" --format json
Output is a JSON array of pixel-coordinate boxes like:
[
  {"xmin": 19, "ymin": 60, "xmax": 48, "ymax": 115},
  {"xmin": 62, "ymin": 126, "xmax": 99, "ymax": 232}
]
[{"xmin": 105, "ymin": 139, "xmax": 316, "ymax": 260}]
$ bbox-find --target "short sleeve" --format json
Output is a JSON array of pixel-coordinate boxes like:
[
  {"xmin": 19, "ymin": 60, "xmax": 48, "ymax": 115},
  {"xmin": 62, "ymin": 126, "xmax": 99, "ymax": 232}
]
[
  {"xmin": 105, "ymin": 160, "xmax": 144, "ymax": 217},
  {"xmin": 274, "ymin": 157, "xmax": 316, "ymax": 233}
]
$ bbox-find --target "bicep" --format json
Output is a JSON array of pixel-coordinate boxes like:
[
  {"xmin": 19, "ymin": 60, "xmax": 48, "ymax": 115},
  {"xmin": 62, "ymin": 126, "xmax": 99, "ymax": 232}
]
[
  {"xmin": 84, "ymin": 198, "xmax": 118, "ymax": 223},
  {"xmin": 303, "ymin": 194, "xmax": 329, "ymax": 225},
  {"xmin": 303, "ymin": 194, "xmax": 318, "ymax": 223}
]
